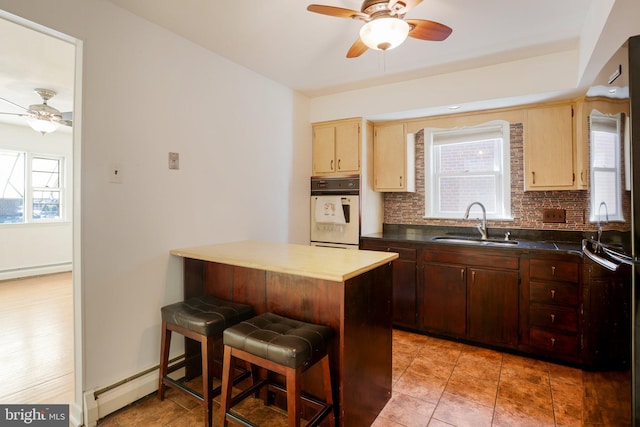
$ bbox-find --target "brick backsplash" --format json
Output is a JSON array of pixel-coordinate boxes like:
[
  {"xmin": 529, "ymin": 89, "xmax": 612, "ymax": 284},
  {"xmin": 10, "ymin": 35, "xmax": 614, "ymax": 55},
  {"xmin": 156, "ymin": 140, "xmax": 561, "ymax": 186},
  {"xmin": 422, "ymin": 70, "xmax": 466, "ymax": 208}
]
[{"xmin": 383, "ymin": 124, "xmax": 630, "ymax": 232}]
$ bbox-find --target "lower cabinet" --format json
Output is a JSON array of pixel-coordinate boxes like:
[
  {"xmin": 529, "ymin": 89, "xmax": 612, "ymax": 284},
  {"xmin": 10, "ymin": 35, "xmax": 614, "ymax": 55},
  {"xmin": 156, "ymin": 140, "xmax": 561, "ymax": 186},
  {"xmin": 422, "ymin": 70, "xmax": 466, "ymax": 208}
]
[
  {"xmin": 520, "ymin": 254, "xmax": 582, "ymax": 363},
  {"xmin": 360, "ymin": 239, "xmax": 417, "ymax": 328},
  {"xmin": 362, "ymin": 236, "xmax": 631, "ymax": 368},
  {"xmin": 419, "ymin": 246, "xmax": 520, "ymax": 349}
]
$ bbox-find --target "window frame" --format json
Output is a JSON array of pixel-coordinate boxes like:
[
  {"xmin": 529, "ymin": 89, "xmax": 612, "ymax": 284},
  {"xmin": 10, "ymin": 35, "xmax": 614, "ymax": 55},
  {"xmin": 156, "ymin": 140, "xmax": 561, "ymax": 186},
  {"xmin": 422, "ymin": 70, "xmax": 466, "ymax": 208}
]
[
  {"xmin": 589, "ymin": 111, "xmax": 624, "ymax": 223},
  {"xmin": 424, "ymin": 120, "xmax": 512, "ymax": 220},
  {"xmin": 0, "ymin": 149, "xmax": 66, "ymax": 224}
]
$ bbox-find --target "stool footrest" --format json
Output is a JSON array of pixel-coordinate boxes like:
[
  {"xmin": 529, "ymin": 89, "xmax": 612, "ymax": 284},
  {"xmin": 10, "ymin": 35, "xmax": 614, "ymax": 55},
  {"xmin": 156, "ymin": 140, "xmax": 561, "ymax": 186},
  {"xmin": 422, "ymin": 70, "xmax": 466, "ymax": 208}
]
[
  {"xmin": 229, "ymin": 379, "xmax": 268, "ymax": 408},
  {"xmin": 163, "ymin": 376, "xmax": 204, "ymax": 401},
  {"xmin": 267, "ymin": 383, "xmax": 334, "ymax": 427},
  {"xmin": 225, "ymin": 410, "xmax": 260, "ymax": 427}
]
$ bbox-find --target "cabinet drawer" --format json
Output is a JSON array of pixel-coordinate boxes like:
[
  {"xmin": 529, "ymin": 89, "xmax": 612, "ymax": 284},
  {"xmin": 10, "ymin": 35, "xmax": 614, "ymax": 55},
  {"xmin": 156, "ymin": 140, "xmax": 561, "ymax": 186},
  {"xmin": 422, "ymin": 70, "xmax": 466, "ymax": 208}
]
[
  {"xmin": 530, "ymin": 328, "xmax": 579, "ymax": 355},
  {"xmin": 423, "ymin": 249, "xmax": 519, "ymax": 270},
  {"xmin": 530, "ymin": 282, "xmax": 578, "ymax": 307},
  {"xmin": 530, "ymin": 259, "xmax": 579, "ymax": 282},
  {"xmin": 361, "ymin": 242, "xmax": 416, "ymax": 261},
  {"xmin": 529, "ymin": 304, "xmax": 578, "ymax": 333}
]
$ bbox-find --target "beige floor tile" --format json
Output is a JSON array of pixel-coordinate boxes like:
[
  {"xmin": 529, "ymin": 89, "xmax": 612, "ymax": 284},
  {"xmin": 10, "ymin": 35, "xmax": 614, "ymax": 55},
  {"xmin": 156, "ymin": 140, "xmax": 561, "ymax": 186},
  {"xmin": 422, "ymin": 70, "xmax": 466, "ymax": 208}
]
[
  {"xmin": 377, "ymin": 392, "xmax": 436, "ymax": 427},
  {"xmin": 452, "ymin": 356, "xmax": 501, "ymax": 384},
  {"xmin": 444, "ymin": 372, "xmax": 498, "ymax": 407},
  {"xmin": 394, "ymin": 369, "xmax": 448, "ymax": 403},
  {"xmin": 493, "ymin": 396, "xmax": 555, "ymax": 427},
  {"xmin": 431, "ymin": 392, "xmax": 494, "ymax": 427},
  {"xmin": 497, "ymin": 375, "xmax": 553, "ymax": 411}
]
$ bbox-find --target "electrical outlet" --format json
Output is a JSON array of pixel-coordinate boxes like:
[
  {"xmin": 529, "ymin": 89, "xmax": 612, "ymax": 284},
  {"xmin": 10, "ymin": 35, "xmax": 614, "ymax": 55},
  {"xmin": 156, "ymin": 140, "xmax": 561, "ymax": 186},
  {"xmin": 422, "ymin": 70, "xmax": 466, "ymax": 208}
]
[
  {"xmin": 109, "ymin": 163, "xmax": 123, "ymax": 184},
  {"xmin": 543, "ymin": 208, "xmax": 566, "ymax": 223}
]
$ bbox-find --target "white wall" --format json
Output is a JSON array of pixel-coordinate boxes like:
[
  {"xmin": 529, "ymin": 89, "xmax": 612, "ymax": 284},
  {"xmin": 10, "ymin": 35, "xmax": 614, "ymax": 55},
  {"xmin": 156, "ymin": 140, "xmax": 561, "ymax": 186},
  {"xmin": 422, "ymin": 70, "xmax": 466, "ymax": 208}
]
[
  {"xmin": 0, "ymin": 123, "xmax": 73, "ymax": 279},
  {"xmin": 0, "ymin": 0, "xmax": 311, "ymax": 397}
]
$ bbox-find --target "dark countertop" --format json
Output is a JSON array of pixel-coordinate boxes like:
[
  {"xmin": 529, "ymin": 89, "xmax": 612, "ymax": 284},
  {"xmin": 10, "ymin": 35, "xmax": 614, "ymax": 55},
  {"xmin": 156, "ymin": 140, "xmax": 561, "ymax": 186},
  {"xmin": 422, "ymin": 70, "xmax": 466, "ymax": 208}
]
[{"xmin": 361, "ymin": 225, "xmax": 591, "ymax": 257}]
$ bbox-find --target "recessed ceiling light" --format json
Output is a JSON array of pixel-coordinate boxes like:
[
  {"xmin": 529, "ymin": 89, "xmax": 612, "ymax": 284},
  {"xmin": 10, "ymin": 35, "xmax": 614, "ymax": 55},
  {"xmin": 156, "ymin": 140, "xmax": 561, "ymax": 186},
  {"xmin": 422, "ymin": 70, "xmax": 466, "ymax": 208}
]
[
  {"xmin": 609, "ymin": 88, "xmax": 617, "ymax": 94},
  {"xmin": 448, "ymin": 105, "xmax": 461, "ymax": 110}
]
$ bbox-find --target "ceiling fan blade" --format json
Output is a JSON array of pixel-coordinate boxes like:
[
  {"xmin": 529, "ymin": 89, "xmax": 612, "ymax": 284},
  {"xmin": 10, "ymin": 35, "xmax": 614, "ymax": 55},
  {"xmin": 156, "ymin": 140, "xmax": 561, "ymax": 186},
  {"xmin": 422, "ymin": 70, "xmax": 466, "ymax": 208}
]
[
  {"xmin": 61, "ymin": 111, "xmax": 73, "ymax": 127},
  {"xmin": 307, "ymin": 4, "xmax": 367, "ymax": 20},
  {"xmin": 406, "ymin": 19, "xmax": 452, "ymax": 41},
  {"xmin": 0, "ymin": 112, "xmax": 27, "ymax": 117},
  {"xmin": 0, "ymin": 96, "xmax": 28, "ymax": 112},
  {"xmin": 347, "ymin": 38, "xmax": 368, "ymax": 58}
]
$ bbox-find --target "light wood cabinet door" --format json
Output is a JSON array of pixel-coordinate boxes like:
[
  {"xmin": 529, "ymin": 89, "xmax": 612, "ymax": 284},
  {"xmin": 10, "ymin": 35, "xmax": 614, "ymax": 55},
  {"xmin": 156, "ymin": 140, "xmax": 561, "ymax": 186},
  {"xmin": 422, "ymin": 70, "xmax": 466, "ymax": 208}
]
[
  {"xmin": 524, "ymin": 103, "xmax": 575, "ymax": 190},
  {"xmin": 312, "ymin": 125, "xmax": 336, "ymax": 174},
  {"xmin": 374, "ymin": 123, "xmax": 408, "ymax": 191},
  {"xmin": 312, "ymin": 119, "xmax": 361, "ymax": 176},
  {"xmin": 335, "ymin": 121, "xmax": 360, "ymax": 173}
]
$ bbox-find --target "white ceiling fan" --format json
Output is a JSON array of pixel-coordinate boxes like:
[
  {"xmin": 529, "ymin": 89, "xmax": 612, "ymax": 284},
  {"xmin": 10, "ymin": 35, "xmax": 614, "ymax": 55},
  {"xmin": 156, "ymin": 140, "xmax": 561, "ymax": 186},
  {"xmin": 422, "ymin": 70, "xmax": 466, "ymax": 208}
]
[{"xmin": 0, "ymin": 88, "xmax": 72, "ymax": 135}]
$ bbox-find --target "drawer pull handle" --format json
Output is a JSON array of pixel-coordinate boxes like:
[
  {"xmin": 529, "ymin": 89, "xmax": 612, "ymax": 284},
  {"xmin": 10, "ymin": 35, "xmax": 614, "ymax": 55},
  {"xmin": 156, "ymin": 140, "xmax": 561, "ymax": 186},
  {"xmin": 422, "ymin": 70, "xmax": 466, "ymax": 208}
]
[
  {"xmin": 471, "ymin": 271, "xmax": 475, "ymax": 282},
  {"xmin": 551, "ymin": 266, "xmax": 556, "ymax": 276},
  {"xmin": 460, "ymin": 269, "xmax": 465, "ymax": 280},
  {"xmin": 337, "ymin": 159, "xmax": 341, "ymax": 170},
  {"xmin": 330, "ymin": 159, "xmax": 334, "ymax": 170},
  {"xmin": 550, "ymin": 290, "xmax": 556, "ymax": 300},
  {"xmin": 551, "ymin": 337, "xmax": 556, "ymax": 347},
  {"xmin": 550, "ymin": 314, "xmax": 555, "ymax": 323}
]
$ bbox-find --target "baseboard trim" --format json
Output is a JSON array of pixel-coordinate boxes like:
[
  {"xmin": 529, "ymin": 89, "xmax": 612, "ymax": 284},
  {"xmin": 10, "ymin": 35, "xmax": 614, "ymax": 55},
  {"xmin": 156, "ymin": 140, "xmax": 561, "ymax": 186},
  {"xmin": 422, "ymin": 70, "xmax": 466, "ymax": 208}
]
[
  {"xmin": 0, "ymin": 263, "xmax": 72, "ymax": 281},
  {"xmin": 82, "ymin": 366, "xmax": 184, "ymax": 427}
]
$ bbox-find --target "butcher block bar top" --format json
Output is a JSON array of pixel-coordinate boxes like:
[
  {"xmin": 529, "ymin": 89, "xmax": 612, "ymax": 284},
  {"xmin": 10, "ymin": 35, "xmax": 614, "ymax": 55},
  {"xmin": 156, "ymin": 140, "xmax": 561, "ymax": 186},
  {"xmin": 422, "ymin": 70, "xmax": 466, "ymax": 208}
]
[{"xmin": 170, "ymin": 240, "xmax": 398, "ymax": 281}]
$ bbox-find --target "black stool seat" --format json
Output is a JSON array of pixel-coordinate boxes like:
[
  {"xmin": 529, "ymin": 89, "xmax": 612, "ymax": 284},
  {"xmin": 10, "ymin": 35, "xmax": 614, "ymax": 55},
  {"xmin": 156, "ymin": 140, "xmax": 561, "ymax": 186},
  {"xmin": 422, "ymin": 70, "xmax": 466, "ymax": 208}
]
[
  {"xmin": 223, "ymin": 312, "xmax": 333, "ymax": 368},
  {"xmin": 161, "ymin": 295, "xmax": 254, "ymax": 336},
  {"xmin": 220, "ymin": 312, "xmax": 335, "ymax": 427},
  {"xmin": 158, "ymin": 295, "xmax": 254, "ymax": 427}
]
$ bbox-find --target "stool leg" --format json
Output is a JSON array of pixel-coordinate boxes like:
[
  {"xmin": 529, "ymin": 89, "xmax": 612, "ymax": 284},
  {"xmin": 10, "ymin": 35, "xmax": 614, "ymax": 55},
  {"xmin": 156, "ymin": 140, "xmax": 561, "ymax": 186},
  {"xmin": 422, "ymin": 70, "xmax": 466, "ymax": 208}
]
[
  {"xmin": 202, "ymin": 336, "xmax": 214, "ymax": 427},
  {"xmin": 158, "ymin": 321, "xmax": 171, "ymax": 401},
  {"xmin": 220, "ymin": 346, "xmax": 235, "ymax": 427},
  {"xmin": 320, "ymin": 354, "xmax": 335, "ymax": 427},
  {"xmin": 286, "ymin": 367, "xmax": 302, "ymax": 427}
]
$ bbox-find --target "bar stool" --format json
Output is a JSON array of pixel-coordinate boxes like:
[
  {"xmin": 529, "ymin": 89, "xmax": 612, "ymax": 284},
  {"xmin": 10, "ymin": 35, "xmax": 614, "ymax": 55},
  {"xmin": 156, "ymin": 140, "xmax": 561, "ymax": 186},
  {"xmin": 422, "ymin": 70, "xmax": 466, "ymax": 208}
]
[
  {"xmin": 220, "ymin": 312, "xmax": 335, "ymax": 427},
  {"xmin": 158, "ymin": 295, "xmax": 254, "ymax": 427}
]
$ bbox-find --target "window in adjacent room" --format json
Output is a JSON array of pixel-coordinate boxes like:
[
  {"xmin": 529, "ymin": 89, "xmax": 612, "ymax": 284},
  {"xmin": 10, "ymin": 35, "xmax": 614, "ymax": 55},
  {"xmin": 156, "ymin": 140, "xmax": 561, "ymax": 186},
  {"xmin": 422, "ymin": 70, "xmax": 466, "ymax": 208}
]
[
  {"xmin": 0, "ymin": 150, "xmax": 64, "ymax": 224},
  {"xmin": 424, "ymin": 120, "xmax": 511, "ymax": 219},
  {"xmin": 589, "ymin": 111, "xmax": 623, "ymax": 222}
]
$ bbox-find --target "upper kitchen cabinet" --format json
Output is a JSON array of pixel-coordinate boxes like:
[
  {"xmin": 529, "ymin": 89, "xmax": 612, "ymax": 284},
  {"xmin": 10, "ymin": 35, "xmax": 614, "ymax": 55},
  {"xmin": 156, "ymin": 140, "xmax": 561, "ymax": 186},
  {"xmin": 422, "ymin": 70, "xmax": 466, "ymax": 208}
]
[
  {"xmin": 373, "ymin": 122, "xmax": 415, "ymax": 192},
  {"xmin": 524, "ymin": 103, "xmax": 576, "ymax": 191},
  {"xmin": 312, "ymin": 118, "xmax": 361, "ymax": 176}
]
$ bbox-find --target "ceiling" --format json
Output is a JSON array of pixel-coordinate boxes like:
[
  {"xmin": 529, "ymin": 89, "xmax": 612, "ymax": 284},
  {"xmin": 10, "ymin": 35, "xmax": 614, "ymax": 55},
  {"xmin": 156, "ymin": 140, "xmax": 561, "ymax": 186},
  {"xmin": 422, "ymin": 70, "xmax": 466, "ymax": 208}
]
[
  {"xmin": 107, "ymin": 0, "xmax": 593, "ymax": 97},
  {"xmin": 0, "ymin": 0, "xmax": 622, "ymax": 129},
  {"xmin": 0, "ymin": 17, "xmax": 75, "ymax": 129}
]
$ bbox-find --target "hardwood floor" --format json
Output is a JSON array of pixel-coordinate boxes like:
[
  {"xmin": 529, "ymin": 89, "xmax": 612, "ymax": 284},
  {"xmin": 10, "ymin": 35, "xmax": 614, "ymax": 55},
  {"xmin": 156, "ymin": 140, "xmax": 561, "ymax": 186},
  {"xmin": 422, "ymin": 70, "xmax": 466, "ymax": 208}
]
[{"xmin": 0, "ymin": 272, "xmax": 74, "ymax": 405}]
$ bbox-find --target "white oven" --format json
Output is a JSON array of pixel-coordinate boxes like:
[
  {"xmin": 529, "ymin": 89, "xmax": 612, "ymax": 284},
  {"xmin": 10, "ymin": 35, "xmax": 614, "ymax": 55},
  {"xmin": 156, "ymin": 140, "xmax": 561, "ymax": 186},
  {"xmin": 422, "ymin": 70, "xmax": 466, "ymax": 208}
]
[{"xmin": 310, "ymin": 177, "xmax": 360, "ymax": 249}]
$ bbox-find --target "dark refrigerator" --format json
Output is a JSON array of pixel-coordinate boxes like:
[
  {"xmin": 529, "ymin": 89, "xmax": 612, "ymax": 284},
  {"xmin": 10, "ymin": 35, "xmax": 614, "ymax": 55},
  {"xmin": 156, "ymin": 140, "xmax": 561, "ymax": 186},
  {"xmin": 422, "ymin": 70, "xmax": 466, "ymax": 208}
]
[{"xmin": 631, "ymin": 35, "xmax": 640, "ymax": 425}]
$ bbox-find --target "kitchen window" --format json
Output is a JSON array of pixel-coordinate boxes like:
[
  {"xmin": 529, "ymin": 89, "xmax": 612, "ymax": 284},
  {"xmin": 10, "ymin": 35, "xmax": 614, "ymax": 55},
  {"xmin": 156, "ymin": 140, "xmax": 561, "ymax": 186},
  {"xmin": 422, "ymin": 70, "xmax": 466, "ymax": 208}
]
[
  {"xmin": 424, "ymin": 121, "xmax": 511, "ymax": 219},
  {"xmin": 0, "ymin": 150, "xmax": 64, "ymax": 224},
  {"xmin": 589, "ymin": 112, "xmax": 623, "ymax": 222}
]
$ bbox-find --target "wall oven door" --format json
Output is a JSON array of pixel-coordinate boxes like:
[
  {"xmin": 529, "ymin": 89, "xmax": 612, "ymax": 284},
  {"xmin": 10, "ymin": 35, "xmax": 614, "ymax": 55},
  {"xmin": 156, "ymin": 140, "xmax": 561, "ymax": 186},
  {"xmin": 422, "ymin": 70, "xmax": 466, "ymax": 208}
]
[{"xmin": 310, "ymin": 195, "xmax": 360, "ymax": 249}]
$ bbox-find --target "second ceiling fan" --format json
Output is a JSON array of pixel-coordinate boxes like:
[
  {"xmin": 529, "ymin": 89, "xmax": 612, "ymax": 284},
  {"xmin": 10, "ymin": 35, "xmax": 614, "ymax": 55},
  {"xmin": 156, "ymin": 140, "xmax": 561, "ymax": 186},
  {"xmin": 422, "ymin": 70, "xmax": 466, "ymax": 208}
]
[{"xmin": 307, "ymin": 0, "xmax": 452, "ymax": 58}]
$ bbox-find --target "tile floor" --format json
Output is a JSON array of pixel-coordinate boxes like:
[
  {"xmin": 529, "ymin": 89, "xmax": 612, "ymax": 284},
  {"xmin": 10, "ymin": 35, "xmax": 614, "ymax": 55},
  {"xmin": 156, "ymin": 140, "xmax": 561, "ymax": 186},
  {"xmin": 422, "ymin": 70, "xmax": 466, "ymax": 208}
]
[{"xmin": 98, "ymin": 329, "xmax": 631, "ymax": 426}]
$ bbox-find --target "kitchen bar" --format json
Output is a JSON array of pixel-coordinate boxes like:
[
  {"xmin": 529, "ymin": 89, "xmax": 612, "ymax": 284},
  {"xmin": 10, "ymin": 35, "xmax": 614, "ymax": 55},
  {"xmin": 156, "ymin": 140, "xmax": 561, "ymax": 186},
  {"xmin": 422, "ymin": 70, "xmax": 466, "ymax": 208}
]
[{"xmin": 170, "ymin": 240, "xmax": 398, "ymax": 426}]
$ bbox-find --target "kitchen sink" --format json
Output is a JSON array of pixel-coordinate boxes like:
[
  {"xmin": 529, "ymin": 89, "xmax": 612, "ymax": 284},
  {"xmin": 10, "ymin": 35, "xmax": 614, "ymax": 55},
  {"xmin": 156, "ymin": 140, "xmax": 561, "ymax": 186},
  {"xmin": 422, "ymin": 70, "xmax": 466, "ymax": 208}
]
[{"xmin": 431, "ymin": 236, "xmax": 519, "ymax": 247}]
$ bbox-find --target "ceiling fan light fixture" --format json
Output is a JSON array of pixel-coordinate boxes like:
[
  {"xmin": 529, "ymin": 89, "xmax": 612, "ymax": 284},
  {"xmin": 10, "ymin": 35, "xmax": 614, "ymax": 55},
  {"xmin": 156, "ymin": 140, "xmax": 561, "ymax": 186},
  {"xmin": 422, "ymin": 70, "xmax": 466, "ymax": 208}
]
[
  {"xmin": 360, "ymin": 17, "xmax": 410, "ymax": 51},
  {"xmin": 26, "ymin": 115, "xmax": 61, "ymax": 135}
]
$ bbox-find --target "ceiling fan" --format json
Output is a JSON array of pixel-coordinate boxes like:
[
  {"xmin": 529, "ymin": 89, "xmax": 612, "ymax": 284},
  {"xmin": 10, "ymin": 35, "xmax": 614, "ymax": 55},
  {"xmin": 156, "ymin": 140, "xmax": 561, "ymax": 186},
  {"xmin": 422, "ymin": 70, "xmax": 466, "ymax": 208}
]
[
  {"xmin": 307, "ymin": 0, "xmax": 452, "ymax": 58},
  {"xmin": 0, "ymin": 88, "xmax": 72, "ymax": 135}
]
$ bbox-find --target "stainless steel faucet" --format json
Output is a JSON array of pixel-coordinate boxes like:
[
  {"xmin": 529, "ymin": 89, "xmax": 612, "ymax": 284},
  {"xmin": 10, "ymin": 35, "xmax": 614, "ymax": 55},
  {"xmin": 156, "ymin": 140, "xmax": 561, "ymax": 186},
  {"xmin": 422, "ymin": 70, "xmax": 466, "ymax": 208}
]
[
  {"xmin": 464, "ymin": 202, "xmax": 487, "ymax": 240},
  {"xmin": 596, "ymin": 201, "xmax": 609, "ymax": 250}
]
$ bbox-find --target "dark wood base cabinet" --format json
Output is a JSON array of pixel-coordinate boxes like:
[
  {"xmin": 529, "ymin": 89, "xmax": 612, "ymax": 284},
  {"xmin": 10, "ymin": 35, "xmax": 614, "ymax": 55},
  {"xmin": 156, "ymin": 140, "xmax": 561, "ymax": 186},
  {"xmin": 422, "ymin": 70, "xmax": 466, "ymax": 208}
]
[{"xmin": 362, "ymin": 237, "xmax": 631, "ymax": 369}]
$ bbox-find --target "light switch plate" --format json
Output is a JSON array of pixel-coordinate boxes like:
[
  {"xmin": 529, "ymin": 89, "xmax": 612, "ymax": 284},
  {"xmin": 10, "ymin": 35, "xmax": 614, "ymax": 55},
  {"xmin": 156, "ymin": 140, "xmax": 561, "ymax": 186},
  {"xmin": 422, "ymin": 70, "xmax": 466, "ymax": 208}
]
[{"xmin": 169, "ymin": 152, "xmax": 179, "ymax": 170}]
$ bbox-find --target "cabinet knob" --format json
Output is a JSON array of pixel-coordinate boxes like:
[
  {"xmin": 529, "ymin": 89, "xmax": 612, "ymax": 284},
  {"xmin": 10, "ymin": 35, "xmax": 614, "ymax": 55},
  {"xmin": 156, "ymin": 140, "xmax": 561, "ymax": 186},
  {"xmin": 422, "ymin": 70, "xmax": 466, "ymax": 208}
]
[
  {"xmin": 550, "ymin": 314, "xmax": 555, "ymax": 324},
  {"xmin": 338, "ymin": 159, "xmax": 341, "ymax": 170},
  {"xmin": 532, "ymin": 171, "xmax": 536, "ymax": 184},
  {"xmin": 551, "ymin": 266, "xmax": 556, "ymax": 276},
  {"xmin": 550, "ymin": 289, "xmax": 556, "ymax": 300},
  {"xmin": 551, "ymin": 337, "xmax": 556, "ymax": 348},
  {"xmin": 460, "ymin": 269, "xmax": 465, "ymax": 280}
]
